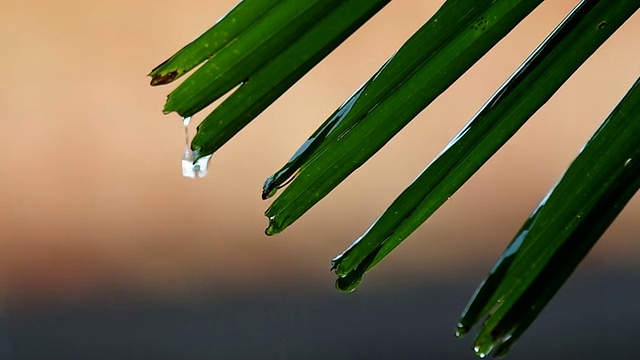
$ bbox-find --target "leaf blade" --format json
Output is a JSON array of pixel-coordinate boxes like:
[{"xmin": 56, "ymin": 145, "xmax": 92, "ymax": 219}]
[
  {"xmin": 331, "ymin": 0, "xmax": 639, "ymax": 288},
  {"xmin": 265, "ymin": 0, "xmax": 544, "ymax": 235},
  {"xmin": 149, "ymin": 0, "xmax": 282, "ymax": 86},
  {"xmin": 467, "ymin": 75, "xmax": 640, "ymax": 357},
  {"xmin": 190, "ymin": 0, "xmax": 391, "ymax": 159},
  {"xmin": 163, "ymin": 0, "xmax": 343, "ymax": 118}
]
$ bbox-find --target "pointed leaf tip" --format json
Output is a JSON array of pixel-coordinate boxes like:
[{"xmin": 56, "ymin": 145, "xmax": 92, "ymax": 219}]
[{"xmin": 150, "ymin": 70, "xmax": 179, "ymax": 86}]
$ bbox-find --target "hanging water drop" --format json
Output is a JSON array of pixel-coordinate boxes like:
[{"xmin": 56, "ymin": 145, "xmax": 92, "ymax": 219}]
[
  {"xmin": 473, "ymin": 341, "xmax": 495, "ymax": 359},
  {"xmin": 182, "ymin": 151, "xmax": 213, "ymax": 179},
  {"xmin": 181, "ymin": 117, "xmax": 213, "ymax": 179},
  {"xmin": 265, "ymin": 216, "xmax": 277, "ymax": 236},
  {"xmin": 335, "ymin": 273, "xmax": 363, "ymax": 293},
  {"xmin": 455, "ymin": 322, "xmax": 469, "ymax": 338}
]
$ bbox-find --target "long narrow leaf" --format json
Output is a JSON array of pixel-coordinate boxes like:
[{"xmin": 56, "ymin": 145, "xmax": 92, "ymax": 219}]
[
  {"xmin": 264, "ymin": 0, "xmax": 544, "ymax": 235},
  {"xmin": 190, "ymin": 0, "xmax": 390, "ymax": 160},
  {"xmin": 331, "ymin": 0, "xmax": 639, "ymax": 291},
  {"xmin": 149, "ymin": 0, "xmax": 281, "ymax": 86},
  {"xmin": 261, "ymin": 0, "xmax": 511, "ymax": 199},
  {"xmin": 163, "ymin": 0, "xmax": 342, "ymax": 118},
  {"xmin": 463, "ymin": 75, "xmax": 640, "ymax": 358}
]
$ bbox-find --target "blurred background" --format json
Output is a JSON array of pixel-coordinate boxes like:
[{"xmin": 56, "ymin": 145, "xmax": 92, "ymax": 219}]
[{"xmin": 1, "ymin": 1, "xmax": 639, "ymax": 359}]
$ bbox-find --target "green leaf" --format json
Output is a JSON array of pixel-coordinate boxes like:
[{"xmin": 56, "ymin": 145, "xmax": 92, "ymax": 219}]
[
  {"xmin": 149, "ymin": 0, "xmax": 282, "ymax": 86},
  {"xmin": 461, "ymin": 75, "xmax": 640, "ymax": 358},
  {"xmin": 163, "ymin": 0, "xmax": 344, "ymax": 118},
  {"xmin": 329, "ymin": 0, "xmax": 640, "ymax": 291},
  {"xmin": 264, "ymin": 0, "xmax": 544, "ymax": 235},
  {"xmin": 190, "ymin": 0, "xmax": 390, "ymax": 159},
  {"xmin": 149, "ymin": 0, "xmax": 640, "ymax": 357}
]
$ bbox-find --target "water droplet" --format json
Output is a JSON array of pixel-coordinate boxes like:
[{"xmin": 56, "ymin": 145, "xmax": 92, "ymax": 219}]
[
  {"xmin": 181, "ymin": 117, "xmax": 212, "ymax": 179},
  {"xmin": 261, "ymin": 185, "xmax": 278, "ymax": 200},
  {"xmin": 335, "ymin": 274, "xmax": 362, "ymax": 293},
  {"xmin": 265, "ymin": 216, "xmax": 277, "ymax": 236},
  {"xmin": 624, "ymin": 158, "xmax": 632, "ymax": 167},
  {"xmin": 455, "ymin": 322, "xmax": 469, "ymax": 338},
  {"xmin": 473, "ymin": 341, "xmax": 494, "ymax": 358}
]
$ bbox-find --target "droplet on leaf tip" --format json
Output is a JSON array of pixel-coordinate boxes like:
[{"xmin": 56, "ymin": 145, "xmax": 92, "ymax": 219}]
[
  {"xmin": 265, "ymin": 216, "xmax": 278, "ymax": 236},
  {"xmin": 455, "ymin": 323, "xmax": 469, "ymax": 338},
  {"xmin": 180, "ymin": 116, "xmax": 212, "ymax": 179}
]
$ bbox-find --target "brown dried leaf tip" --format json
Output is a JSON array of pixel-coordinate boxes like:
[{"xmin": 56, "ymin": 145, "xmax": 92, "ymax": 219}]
[{"xmin": 150, "ymin": 70, "xmax": 179, "ymax": 86}]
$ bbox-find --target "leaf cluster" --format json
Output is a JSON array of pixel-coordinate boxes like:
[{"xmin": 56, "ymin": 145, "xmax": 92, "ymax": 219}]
[{"xmin": 151, "ymin": 0, "xmax": 640, "ymax": 357}]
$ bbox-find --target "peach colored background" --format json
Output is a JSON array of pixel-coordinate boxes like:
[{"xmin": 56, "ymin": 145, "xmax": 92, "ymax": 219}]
[{"xmin": 1, "ymin": 1, "xmax": 638, "ymax": 308}]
